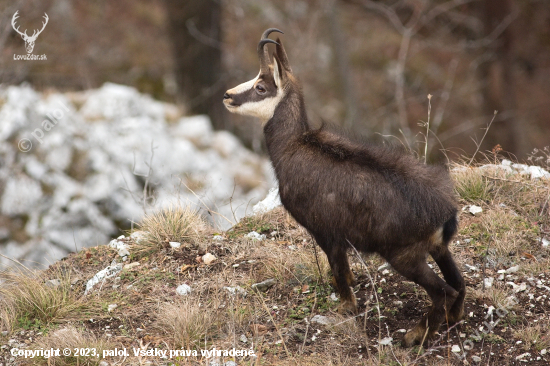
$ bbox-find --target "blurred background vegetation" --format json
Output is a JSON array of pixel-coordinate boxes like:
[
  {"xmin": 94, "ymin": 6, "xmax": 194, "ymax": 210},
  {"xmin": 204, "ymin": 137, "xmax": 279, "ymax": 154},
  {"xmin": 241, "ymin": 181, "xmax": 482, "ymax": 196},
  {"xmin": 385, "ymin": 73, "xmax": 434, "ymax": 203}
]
[{"xmin": 1, "ymin": 0, "xmax": 549, "ymax": 162}]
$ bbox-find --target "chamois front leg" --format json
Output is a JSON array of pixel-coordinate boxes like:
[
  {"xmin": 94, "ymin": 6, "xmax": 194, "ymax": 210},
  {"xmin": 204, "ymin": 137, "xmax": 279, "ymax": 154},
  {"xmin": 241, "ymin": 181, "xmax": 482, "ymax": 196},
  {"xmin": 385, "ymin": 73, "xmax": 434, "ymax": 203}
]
[{"xmin": 324, "ymin": 243, "xmax": 357, "ymax": 314}]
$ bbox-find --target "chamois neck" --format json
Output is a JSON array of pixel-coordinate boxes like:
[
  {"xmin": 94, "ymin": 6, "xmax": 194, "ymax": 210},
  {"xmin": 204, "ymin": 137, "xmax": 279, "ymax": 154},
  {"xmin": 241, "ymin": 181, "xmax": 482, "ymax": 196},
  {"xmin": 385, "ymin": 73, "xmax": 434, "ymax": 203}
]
[{"xmin": 263, "ymin": 89, "xmax": 309, "ymax": 158}]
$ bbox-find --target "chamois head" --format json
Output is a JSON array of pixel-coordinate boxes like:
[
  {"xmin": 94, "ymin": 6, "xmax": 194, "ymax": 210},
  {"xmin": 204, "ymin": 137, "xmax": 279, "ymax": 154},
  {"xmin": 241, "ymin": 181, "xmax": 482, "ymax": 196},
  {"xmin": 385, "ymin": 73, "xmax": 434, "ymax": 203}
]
[{"xmin": 223, "ymin": 28, "xmax": 294, "ymax": 123}]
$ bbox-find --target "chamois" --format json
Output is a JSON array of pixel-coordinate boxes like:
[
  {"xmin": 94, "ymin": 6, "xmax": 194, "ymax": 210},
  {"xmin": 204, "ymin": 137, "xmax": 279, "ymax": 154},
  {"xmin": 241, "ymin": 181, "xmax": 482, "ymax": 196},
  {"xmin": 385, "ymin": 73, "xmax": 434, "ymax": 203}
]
[{"xmin": 223, "ymin": 29, "xmax": 465, "ymax": 347}]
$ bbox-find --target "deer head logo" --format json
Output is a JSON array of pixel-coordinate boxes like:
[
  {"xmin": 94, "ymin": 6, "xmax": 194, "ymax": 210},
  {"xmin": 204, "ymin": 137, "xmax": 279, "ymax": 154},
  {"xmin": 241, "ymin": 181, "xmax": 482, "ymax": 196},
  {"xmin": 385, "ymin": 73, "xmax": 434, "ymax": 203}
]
[{"xmin": 12, "ymin": 11, "xmax": 48, "ymax": 54}]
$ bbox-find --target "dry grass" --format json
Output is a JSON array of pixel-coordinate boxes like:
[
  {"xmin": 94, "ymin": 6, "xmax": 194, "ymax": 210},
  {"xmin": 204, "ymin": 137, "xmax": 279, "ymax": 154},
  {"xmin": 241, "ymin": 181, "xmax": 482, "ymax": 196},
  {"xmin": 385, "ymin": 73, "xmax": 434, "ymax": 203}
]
[
  {"xmin": 513, "ymin": 324, "xmax": 550, "ymax": 351},
  {"xmin": 452, "ymin": 167, "xmax": 494, "ymax": 204},
  {"xmin": 0, "ymin": 268, "xmax": 92, "ymax": 333},
  {"xmin": 133, "ymin": 204, "xmax": 207, "ymax": 256},
  {"xmin": 479, "ymin": 207, "xmax": 540, "ymax": 257},
  {"xmin": 467, "ymin": 284, "xmax": 517, "ymax": 311},
  {"xmin": 157, "ymin": 296, "xmax": 220, "ymax": 350},
  {"xmin": 29, "ymin": 326, "xmax": 113, "ymax": 366}
]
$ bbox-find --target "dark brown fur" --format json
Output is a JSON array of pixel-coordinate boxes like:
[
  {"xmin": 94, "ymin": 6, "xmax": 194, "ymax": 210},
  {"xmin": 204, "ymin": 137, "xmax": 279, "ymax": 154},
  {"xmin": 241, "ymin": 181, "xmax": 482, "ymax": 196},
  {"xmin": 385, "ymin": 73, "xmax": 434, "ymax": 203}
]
[{"xmin": 227, "ymin": 33, "xmax": 466, "ymax": 347}]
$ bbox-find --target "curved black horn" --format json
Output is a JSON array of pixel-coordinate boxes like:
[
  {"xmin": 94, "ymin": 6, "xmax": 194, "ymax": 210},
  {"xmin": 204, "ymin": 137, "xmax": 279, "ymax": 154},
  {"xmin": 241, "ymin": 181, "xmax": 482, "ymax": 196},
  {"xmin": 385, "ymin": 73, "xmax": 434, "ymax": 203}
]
[
  {"xmin": 261, "ymin": 29, "xmax": 284, "ymax": 62},
  {"xmin": 261, "ymin": 28, "xmax": 283, "ymax": 40},
  {"xmin": 258, "ymin": 39, "xmax": 280, "ymax": 73}
]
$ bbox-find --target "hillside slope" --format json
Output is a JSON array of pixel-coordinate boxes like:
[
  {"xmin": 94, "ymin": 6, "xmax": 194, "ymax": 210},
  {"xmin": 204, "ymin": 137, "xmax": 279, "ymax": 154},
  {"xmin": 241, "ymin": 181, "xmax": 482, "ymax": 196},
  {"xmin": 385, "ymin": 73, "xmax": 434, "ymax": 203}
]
[{"xmin": 1, "ymin": 160, "xmax": 550, "ymax": 366}]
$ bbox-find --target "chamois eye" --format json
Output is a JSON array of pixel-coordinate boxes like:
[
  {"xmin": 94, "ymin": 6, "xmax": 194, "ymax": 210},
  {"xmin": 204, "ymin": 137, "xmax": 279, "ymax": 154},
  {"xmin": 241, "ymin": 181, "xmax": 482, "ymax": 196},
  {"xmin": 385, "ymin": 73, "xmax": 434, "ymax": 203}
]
[{"xmin": 255, "ymin": 85, "xmax": 266, "ymax": 94}]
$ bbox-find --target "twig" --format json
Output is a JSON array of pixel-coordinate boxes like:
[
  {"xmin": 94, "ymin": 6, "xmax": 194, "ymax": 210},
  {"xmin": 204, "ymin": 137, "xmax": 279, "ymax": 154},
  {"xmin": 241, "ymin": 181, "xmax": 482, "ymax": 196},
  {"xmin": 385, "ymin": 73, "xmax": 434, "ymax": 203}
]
[
  {"xmin": 180, "ymin": 179, "xmax": 234, "ymax": 227},
  {"xmin": 255, "ymin": 290, "xmax": 293, "ymax": 359},
  {"xmin": 311, "ymin": 235, "xmax": 325, "ymax": 285},
  {"xmin": 300, "ymin": 282, "xmax": 319, "ymax": 354},
  {"xmin": 481, "ymin": 236, "xmax": 492, "ymax": 291},
  {"xmin": 385, "ymin": 324, "xmax": 403, "ymax": 366},
  {"xmin": 468, "ymin": 111, "xmax": 497, "ymax": 167},
  {"xmin": 346, "ymin": 239, "xmax": 382, "ymax": 359},
  {"xmin": 424, "ymin": 94, "xmax": 432, "ymax": 163}
]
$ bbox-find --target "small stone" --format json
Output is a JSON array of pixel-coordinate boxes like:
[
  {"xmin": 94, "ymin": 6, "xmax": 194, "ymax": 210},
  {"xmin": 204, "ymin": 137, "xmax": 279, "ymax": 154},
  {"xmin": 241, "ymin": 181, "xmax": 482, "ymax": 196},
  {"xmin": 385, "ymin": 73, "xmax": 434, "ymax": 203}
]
[
  {"xmin": 469, "ymin": 205, "xmax": 483, "ymax": 216},
  {"xmin": 246, "ymin": 231, "xmax": 266, "ymax": 241},
  {"xmin": 45, "ymin": 279, "xmax": 61, "ymax": 288},
  {"xmin": 118, "ymin": 248, "xmax": 130, "ymax": 257},
  {"xmin": 251, "ymin": 278, "xmax": 276, "ymax": 292},
  {"xmin": 176, "ymin": 284, "xmax": 192, "ymax": 295},
  {"xmin": 330, "ymin": 293, "xmax": 338, "ymax": 302},
  {"xmin": 107, "ymin": 304, "xmax": 117, "ymax": 312},
  {"xmin": 1, "ymin": 331, "xmax": 8, "ymax": 336},
  {"xmin": 484, "ymin": 277, "xmax": 494, "ymax": 288},
  {"xmin": 124, "ymin": 262, "xmax": 140, "ymax": 269},
  {"xmin": 224, "ymin": 286, "xmax": 247, "ymax": 297},
  {"xmin": 224, "ymin": 362, "xmax": 237, "ymax": 366},
  {"xmin": 542, "ymin": 238, "xmax": 549, "ymax": 248},
  {"xmin": 311, "ymin": 315, "xmax": 335, "ymax": 325},
  {"xmin": 393, "ymin": 300, "xmax": 403, "ymax": 308},
  {"xmin": 99, "ymin": 361, "xmax": 110, "ymax": 366},
  {"xmin": 169, "ymin": 241, "xmax": 181, "ymax": 248},
  {"xmin": 472, "ymin": 355, "xmax": 482, "ymax": 363},
  {"xmin": 202, "ymin": 253, "xmax": 217, "ymax": 264},
  {"xmin": 516, "ymin": 353, "xmax": 530, "ymax": 361},
  {"xmin": 541, "ymin": 349, "xmax": 547, "ymax": 355},
  {"xmin": 506, "ymin": 265, "xmax": 520, "ymax": 273},
  {"xmin": 451, "ymin": 345, "xmax": 461, "ymax": 353},
  {"xmin": 379, "ymin": 337, "xmax": 392, "ymax": 345},
  {"xmin": 212, "ymin": 235, "xmax": 224, "ymax": 241},
  {"xmin": 240, "ymin": 334, "xmax": 248, "ymax": 343}
]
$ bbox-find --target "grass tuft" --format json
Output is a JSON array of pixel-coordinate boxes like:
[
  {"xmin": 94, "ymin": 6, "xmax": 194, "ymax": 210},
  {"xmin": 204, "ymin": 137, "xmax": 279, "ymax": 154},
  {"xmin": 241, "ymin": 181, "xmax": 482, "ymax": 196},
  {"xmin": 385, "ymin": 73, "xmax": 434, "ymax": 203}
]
[
  {"xmin": 452, "ymin": 167, "xmax": 493, "ymax": 203},
  {"xmin": 513, "ymin": 324, "xmax": 550, "ymax": 351},
  {"xmin": 134, "ymin": 204, "xmax": 206, "ymax": 255},
  {"xmin": 0, "ymin": 268, "xmax": 91, "ymax": 333},
  {"xmin": 157, "ymin": 297, "xmax": 219, "ymax": 350},
  {"xmin": 31, "ymin": 326, "xmax": 113, "ymax": 365}
]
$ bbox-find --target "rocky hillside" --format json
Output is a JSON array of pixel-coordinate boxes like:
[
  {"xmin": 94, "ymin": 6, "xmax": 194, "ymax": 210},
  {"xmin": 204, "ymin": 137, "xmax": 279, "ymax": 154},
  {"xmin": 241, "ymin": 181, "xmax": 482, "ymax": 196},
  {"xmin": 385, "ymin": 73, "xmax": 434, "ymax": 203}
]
[
  {"xmin": 0, "ymin": 84, "xmax": 274, "ymax": 270},
  {"xmin": 0, "ymin": 159, "xmax": 549, "ymax": 366}
]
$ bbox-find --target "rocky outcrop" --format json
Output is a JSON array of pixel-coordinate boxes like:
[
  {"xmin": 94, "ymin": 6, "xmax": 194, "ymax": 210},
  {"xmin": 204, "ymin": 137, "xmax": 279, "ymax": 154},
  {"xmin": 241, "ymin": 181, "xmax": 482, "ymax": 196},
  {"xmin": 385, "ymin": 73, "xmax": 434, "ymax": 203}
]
[{"xmin": 0, "ymin": 83, "xmax": 274, "ymax": 269}]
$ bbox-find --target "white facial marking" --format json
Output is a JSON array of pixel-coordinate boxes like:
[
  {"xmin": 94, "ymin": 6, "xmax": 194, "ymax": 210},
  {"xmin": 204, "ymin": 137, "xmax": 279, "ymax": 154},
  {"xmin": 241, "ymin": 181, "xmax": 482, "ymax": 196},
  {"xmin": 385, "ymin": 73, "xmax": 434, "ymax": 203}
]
[
  {"xmin": 224, "ymin": 67, "xmax": 284, "ymax": 124},
  {"xmin": 232, "ymin": 89, "xmax": 283, "ymax": 124},
  {"xmin": 227, "ymin": 72, "xmax": 260, "ymax": 95}
]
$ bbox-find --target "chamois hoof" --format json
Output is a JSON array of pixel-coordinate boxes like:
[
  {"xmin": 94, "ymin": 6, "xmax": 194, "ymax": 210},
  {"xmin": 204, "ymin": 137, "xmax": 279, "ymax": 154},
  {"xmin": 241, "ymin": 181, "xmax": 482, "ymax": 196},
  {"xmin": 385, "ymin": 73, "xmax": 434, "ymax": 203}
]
[
  {"xmin": 403, "ymin": 324, "xmax": 436, "ymax": 348},
  {"xmin": 337, "ymin": 298, "xmax": 358, "ymax": 315}
]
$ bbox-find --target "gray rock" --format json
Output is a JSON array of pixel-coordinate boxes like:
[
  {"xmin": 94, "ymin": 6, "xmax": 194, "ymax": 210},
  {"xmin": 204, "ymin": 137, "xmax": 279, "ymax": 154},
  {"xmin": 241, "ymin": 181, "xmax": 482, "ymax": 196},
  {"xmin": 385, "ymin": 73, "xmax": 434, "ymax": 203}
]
[
  {"xmin": 176, "ymin": 284, "xmax": 192, "ymax": 295},
  {"xmin": 311, "ymin": 315, "xmax": 336, "ymax": 325},
  {"xmin": 251, "ymin": 278, "xmax": 276, "ymax": 292}
]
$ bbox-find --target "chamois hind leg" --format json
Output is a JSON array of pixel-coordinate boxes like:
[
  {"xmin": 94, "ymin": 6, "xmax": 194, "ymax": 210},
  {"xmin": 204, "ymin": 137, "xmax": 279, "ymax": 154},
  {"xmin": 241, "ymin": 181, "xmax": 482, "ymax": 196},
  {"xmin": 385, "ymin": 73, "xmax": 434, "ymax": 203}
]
[
  {"xmin": 388, "ymin": 252, "xmax": 459, "ymax": 347},
  {"xmin": 317, "ymin": 238, "xmax": 357, "ymax": 314},
  {"xmin": 430, "ymin": 246, "xmax": 465, "ymax": 324}
]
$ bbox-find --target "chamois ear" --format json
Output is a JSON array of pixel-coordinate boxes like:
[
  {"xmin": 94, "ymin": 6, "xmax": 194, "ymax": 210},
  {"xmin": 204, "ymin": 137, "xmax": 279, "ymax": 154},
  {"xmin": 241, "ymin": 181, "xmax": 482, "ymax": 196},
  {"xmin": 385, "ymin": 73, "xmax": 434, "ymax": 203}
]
[
  {"xmin": 275, "ymin": 38, "xmax": 292, "ymax": 72},
  {"xmin": 272, "ymin": 52, "xmax": 285, "ymax": 88}
]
